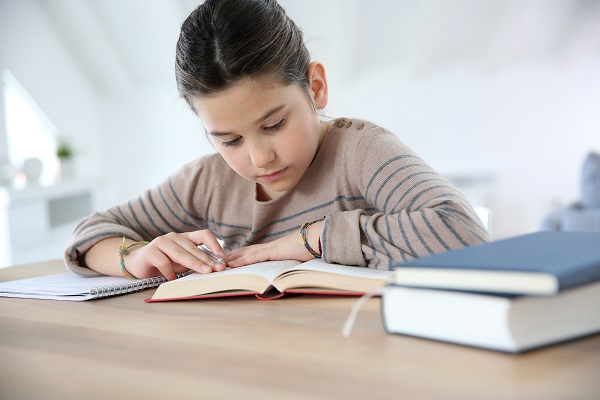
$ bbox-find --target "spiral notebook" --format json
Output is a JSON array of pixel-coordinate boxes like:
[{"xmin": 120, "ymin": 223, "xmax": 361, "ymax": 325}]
[{"xmin": 0, "ymin": 271, "xmax": 191, "ymax": 301}]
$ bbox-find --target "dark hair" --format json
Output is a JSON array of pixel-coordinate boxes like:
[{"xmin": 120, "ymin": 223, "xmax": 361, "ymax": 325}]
[{"xmin": 175, "ymin": 0, "xmax": 311, "ymax": 108}]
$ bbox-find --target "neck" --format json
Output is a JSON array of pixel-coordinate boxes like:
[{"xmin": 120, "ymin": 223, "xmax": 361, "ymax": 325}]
[
  {"xmin": 318, "ymin": 120, "xmax": 335, "ymax": 149},
  {"xmin": 256, "ymin": 183, "xmax": 281, "ymax": 202}
]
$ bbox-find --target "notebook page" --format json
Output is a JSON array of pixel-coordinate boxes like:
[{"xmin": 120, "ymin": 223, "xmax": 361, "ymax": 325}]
[{"xmin": 0, "ymin": 272, "xmax": 136, "ymax": 296}]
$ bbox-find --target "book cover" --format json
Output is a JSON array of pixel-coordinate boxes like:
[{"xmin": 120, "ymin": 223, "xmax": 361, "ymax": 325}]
[{"xmin": 391, "ymin": 231, "xmax": 600, "ymax": 295}]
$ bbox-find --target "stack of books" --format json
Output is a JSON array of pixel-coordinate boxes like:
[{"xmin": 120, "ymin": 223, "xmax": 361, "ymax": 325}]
[{"xmin": 381, "ymin": 231, "xmax": 600, "ymax": 353}]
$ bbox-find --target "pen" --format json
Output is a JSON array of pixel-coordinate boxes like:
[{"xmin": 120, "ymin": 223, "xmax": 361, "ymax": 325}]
[{"xmin": 198, "ymin": 244, "xmax": 227, "ymax": 267}]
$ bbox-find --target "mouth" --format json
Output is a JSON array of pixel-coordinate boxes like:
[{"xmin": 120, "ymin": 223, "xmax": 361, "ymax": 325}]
[{"xmin": 259, "ymin": 168, "xmax": 288, "ymax": 183}]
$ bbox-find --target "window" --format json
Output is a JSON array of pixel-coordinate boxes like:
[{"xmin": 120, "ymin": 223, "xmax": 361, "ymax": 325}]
[{"xmin": 2, "ymin": 70, "xmax": 58, "ymax": 186}]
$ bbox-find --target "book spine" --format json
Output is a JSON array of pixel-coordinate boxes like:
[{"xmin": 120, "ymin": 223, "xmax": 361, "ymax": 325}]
[{"xmin": 90, "ymin": 271, "xmax": 192, "ymax": 299}]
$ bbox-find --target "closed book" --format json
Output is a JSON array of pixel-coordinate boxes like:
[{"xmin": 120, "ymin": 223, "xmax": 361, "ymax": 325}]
[
  {"xmin": 391, "ymin": 231, "xmax": 600, "ymax": 296},
  {"xmin": 381, "ymin": 280, "xmax": 600, "ymax": 353}
]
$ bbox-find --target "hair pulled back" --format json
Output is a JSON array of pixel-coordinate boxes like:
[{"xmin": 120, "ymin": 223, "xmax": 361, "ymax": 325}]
[{"xmin": 175, "ymin": 0, "xmax": 311, "ymax": 107}]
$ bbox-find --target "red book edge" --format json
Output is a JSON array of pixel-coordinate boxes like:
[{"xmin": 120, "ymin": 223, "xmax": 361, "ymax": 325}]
[{"xmin": 145, "ymin": 289, "xmax": 380, "ymax": 303}]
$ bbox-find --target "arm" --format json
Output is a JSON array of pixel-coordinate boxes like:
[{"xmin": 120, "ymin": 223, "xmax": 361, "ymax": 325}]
[
  {"xmin": 82, "ymin": 232, "xmax": 225, "ymax": 280},
  {"xmin": 226, "ymin": 124, "xmax": 490, "ymax": 269},
  {"xmin": 227, "ymin": 220, "xmax": 323, "ymax": 267},
  {"xmin": 322, "ymin": 128, "xmax": 491, "ymax": 269},
  {"xmin": 64, "ymin": 158, "xmax": 226, "ymax": 278}
]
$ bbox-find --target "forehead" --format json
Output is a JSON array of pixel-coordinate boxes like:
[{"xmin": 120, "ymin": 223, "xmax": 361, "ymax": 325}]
[{"xmin": 192, "ymin": 78, "xmax": 302, "ymax": 128}]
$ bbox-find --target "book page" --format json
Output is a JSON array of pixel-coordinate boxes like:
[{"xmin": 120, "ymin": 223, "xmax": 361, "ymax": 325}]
[
  {"xmin": 272, "ymin": 259, "xmax": 394, "ymax": 293},
  {"xmin": 286, "ymin": 259, "xmax": 394, "ymax": 280},
  {"xmin": 173, "ymin": 260, "xmax": 302, "ymax": 285},
  {"xmin": 231, "ymin": 260, "xmax": 303, "ymax": 282},
  {"xmin": 151, "ymin": 260, "xmax": 303, "ymax": 299}
]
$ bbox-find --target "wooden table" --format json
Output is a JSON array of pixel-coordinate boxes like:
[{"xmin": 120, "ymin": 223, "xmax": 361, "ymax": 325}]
[{"xmin": 1, "ymin": 261, "xmax": 599, "ymax": 400}]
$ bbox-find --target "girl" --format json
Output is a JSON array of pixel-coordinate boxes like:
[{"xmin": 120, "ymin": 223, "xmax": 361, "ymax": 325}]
[{"xmin": 65, "ymin": 0, "xmax": 490, "ymax": 280}]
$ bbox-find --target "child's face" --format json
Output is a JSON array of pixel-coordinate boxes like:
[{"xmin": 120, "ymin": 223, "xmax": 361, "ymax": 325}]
[{"xmin": 192, "ymin": 76, "xmax": 328, "ymax": 201}]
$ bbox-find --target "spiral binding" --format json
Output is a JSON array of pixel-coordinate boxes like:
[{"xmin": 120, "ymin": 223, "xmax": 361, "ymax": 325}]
[{"xmin": 89, "ymin": 271, "xmax": 192, "ymax": 299}]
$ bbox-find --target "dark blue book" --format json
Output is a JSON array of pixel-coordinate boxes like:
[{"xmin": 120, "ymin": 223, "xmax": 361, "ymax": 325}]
[
  {"xmin": 384, "ymin": 231, "xmax": 600, "ymax": 352},
  {"xmin": 391, "ymin": 231, "xmax": 600, "ymax": 296}
]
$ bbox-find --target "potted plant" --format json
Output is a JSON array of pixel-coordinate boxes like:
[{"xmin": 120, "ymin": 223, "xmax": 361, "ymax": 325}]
[{"xmin": 56, "ymin": 139, "xmax": 74, "ymax": 179}]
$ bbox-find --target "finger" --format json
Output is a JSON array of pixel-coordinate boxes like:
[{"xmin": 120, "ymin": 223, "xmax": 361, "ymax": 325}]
[
  {"xmin": 188, "ymin": 230, "xmax": 225, "ymax": 257},
  {"xmin": 227, "ymin": 247, "xmax": 270, "ymax": 268},
  {"xmin": 166, "ymin": 262, "xmax": 207, "ymax": 275},
  {"xmin": 225, "ymin": 247, "xmax": 250, "ymax": 264},
  {"xmin": 226, "ymin": 245, "xmax": 256, "ymax": 262},
  {"xmin": 172, "ymin": 263, "xmax": 192, "ymax": 274},
  {"xmin": 153, "ymin": 236, "xmax": 214, "ymax": 274},
  {"xmin": 173, "ymin": 236, "xmax": 226, "ymax": 272},
  {"xmin": 144, "ymin": 247, "xmax": 178, "ymax": 281}
]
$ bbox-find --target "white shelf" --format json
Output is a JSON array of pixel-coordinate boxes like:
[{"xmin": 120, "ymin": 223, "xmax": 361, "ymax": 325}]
[{"xmin": 0, "ymin": 179, "xmax": 97, "ymax": 267}]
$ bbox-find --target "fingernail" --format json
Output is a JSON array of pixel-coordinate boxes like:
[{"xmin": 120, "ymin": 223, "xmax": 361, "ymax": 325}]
[
  {"xmin": 200, "ymin": 265, "xmax": 212, "ymax": 273},
  {"xmin": 214, "ymin": 262, "xmax": 224, "ymax": 270}
]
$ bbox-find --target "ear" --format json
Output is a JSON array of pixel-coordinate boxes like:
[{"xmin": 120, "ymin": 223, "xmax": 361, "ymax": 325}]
[{"xmin": 307, "ymin": 61, "xmax": 328, "ymax": 110}]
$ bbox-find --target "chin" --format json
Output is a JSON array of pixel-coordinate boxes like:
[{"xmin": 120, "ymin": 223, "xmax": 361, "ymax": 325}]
[{"xmin": 266, "ymin": 180, "xmax": 296, "ymax": 193}]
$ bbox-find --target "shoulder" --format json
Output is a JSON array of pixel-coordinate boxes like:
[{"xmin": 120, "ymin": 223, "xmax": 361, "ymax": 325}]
[
  {"xmin": 328, "ymin": 117, "xmax": 382, "ymax": 137},
  {"xmin": 328, "ymin": 118, "xmax": 406, "ymax": 146},
  {"xmin": 323, "ymin": 118, "xmax": 432, "ymax": 189},
  {"xmin": 326, "ymin": 117, "xmax": 417, "ymax": 159}
]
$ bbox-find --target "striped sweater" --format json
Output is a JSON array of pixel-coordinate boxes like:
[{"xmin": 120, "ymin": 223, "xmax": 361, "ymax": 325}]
[{"xmin": 65, "ymin": 118, "xmax": 490, "ymax": 276}]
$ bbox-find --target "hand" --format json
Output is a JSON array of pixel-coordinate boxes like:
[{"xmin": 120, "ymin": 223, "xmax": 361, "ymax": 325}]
[
  {"xmin": 227, "ymin": 221, "xmax": 323, "ymax": 268},
  {"xmin": 125, "ymin": 230, "xmax": 226, "ymax": 280}
]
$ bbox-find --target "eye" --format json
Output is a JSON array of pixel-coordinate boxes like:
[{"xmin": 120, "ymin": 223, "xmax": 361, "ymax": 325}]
[
  {"xmin": 222, "ymin": 137, "xmax": 242, "ymax": 148},
  {"xmin": 264, "ymin": 118, "xmax": 285, "ymax": 132}
]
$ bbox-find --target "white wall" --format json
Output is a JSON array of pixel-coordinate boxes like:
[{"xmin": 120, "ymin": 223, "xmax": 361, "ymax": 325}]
[
  {"xmin": 0, "ymin": 0, "xmax": 108, "ymax": 265},
  {"xmin": 2, "ymin": 0, "xmax": 599, "ymax": 245},
  {"xmin": 327, "ymin": 57, "xmax": 600, "ymax": 238},
  {"xmin": 98, "ymin": 86, "xmax": 213, "ymax": 203},
  {"xmin": 0, "ymin": 0, "xmax": 213, "ymax": 211},
  {"xmin": 0, "ymin": 0, "xmax": 104, "ymax": 183}
]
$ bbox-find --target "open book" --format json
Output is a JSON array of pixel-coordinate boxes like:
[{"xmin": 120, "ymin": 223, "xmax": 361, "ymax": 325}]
[{"xmin": 147, "ymin": 259, "xmax": 394, "ymax": 302}]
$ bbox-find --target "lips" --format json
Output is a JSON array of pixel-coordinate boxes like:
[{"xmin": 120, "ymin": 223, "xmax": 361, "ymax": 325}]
[{"xmin": 260, "ymin": 168, "xmax": 287, "ymax": 183}]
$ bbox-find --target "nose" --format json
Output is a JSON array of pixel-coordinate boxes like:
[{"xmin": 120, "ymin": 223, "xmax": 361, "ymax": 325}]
[{"xmin": 249, "ymin": 141, "xmax": 275, "ymax": 169}]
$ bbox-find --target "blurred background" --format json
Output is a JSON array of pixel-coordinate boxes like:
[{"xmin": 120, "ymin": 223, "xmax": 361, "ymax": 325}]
[{"xmin": 1, "ymin": 0, "xmax": 599, "ymax": 266}]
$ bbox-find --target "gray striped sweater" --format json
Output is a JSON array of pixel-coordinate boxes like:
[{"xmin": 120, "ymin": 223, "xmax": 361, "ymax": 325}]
[{"xmin": 64, "ymin": 118, "xmax": 490, "ymax": 276}]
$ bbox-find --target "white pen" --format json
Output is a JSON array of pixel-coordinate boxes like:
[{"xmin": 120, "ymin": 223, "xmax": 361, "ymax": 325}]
[{"xmin": 198, "ymin": 244, "xmax": 227, "ymax": 267}]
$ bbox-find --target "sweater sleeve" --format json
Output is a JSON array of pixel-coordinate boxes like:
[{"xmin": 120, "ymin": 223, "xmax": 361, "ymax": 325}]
[
  {"xmin": 63, "ymin": 158, "xmax": 211, "ymax": 276},
  {"xmin": 321, "ymin": 126, "xmax": 491, "ymax": 270}
]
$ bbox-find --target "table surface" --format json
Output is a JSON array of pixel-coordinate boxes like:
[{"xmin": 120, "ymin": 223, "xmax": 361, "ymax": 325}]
[{"xmin": 1, "ymin": 261, "xmax": 599, "ymax": 400}]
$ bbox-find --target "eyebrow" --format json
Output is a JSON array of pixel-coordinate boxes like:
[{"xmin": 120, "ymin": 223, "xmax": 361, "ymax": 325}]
[{"xmin": 208, "ymin": 105, "xmax": 286, "ymax": 137}]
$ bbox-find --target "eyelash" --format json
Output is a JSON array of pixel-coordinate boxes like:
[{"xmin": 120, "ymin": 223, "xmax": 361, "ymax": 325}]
[
  {"xmin": 265, "ymin": 118, "xmax": 285, "ymax": 132},
  {"xmin": 221, "ymin": 118, "xmax": 286, "ymax": 148},
  {"xmin": 222, "ymin": 137, "xmax": 241, "ymax": 148}
]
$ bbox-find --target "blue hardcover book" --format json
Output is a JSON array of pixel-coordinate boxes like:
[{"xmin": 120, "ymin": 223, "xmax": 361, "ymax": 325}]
[
  {"xmin": 391, "ymin": 231, "xmax": 600, "ymax": 296},
  {"xmin": 384, "ymin": 231, "xmax": 600, "ymax": 352}
]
